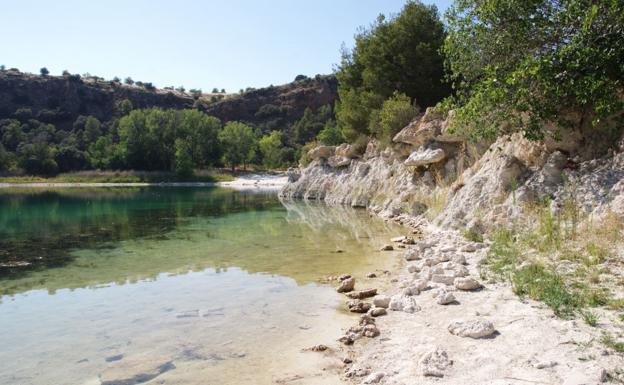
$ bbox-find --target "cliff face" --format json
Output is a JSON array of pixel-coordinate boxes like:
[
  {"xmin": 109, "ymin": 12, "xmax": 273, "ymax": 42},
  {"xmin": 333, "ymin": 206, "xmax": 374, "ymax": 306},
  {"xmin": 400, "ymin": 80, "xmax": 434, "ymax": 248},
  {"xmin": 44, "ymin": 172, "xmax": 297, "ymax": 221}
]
[
  {"xmin": 0, "ymin": 71, "xmax": 194, "ymax": 131},
  {"xmin": 0, "ymin": 71, "xmax": 338, "ymax": 131},
  {"xmin": 280, "ymin": 108, "xmax": 624, "ymax": 229},
  {"xmin": 205, "ymin": 76, "xmax": 338, "ymax": 128}
]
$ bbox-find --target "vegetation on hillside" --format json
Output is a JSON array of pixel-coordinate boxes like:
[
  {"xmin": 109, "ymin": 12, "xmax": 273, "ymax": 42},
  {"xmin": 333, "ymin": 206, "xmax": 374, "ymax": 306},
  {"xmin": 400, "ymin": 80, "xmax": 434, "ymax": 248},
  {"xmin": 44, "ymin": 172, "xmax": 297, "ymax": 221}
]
[{"xmin": 444, "ymin": 0, "xmax": 624, "ymax": 140}]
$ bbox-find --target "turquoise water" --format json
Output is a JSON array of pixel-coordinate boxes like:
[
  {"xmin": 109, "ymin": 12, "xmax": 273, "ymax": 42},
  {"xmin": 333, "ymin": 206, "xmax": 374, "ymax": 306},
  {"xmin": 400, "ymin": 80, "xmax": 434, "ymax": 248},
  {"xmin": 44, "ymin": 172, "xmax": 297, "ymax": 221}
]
[{"xmin": 0, "ymin": 187, "xmax": 402, "ymax": 385}]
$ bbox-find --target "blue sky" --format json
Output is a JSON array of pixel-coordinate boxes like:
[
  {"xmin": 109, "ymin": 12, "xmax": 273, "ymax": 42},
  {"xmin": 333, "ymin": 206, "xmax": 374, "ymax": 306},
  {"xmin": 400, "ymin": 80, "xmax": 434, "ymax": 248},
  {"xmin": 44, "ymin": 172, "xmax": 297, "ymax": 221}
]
[{"xmin": 0, "ymin": 0, "xmax": 452, "ymax": 92}]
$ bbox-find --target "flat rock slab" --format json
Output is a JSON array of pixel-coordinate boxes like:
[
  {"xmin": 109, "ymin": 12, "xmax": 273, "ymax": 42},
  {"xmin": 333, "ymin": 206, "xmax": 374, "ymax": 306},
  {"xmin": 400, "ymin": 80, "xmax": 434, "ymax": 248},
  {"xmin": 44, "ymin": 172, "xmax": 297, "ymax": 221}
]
[
  {"xmin": 448, "ymin": 319, "xmax": 496, "ymax": 339},
  {"xmin": 100, "ymin": 356, "xmax": 175, "ymax": 385}
]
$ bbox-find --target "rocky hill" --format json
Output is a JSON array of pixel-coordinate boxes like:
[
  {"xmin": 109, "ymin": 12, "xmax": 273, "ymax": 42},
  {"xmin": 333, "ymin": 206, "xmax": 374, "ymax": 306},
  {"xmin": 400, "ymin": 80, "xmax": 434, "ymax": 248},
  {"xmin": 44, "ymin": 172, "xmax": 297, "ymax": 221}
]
[{"xmin": 0, "ymin": 70, "xmax": 338, "ymax": 132}]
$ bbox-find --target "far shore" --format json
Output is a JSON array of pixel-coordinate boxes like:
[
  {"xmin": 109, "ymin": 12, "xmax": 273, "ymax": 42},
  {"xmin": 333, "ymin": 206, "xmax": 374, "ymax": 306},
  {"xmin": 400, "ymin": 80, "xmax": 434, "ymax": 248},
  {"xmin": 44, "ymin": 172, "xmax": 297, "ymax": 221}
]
[{"xmin": 0, "ymin": 172, "xmax": 288, "ymax": 190}]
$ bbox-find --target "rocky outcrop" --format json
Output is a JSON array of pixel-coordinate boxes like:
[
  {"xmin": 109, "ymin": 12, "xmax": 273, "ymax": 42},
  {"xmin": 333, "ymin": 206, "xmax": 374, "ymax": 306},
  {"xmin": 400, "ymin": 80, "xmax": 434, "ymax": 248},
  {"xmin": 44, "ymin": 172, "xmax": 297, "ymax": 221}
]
[{"xmin": 281, "ymin": 108, "xmax": 624, "ymax": 231}]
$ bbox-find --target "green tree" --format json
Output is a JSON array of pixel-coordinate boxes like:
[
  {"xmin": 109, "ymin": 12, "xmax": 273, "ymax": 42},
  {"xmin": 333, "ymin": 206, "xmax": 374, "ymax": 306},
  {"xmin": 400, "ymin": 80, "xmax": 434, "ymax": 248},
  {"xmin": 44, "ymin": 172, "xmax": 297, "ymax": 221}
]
[
  {"xmin": 218, "ymin": 121, "xmax": 257, "ymax": 171},
  {"xmin": 317, "ymin": 120, "xmax": 344, "ymax": 145},
  {"xmin": 292, "ymin": 105, "xmax": 334, "ymax": 144},
  {"xmin": 335, "ymin": 1, "xmax": 449, "ymax": 140},
  {"xmin": 40, "ymin": 67, "xmax": 49, "ymax": 76},
  {"xmin": 119, "ymin": 99, "xmax": 133, "ymax": 115},
  {"xmin": 174, "ymin": 138, "xmax": 194, "ymax": 178},
  {"xmin": 83, "ymin": 116, "xmax": 102, "ymax": 144},
  {"xmin": 258, "ymin": 131, "xmax": 284, "ymax": 169},
  {"xmin": 444, "ymin": 0, "xmax": 624, "ymax": 140},
  {"xmin": 0, "ymin": 143, "xmax": 11, "ymax": 171}
]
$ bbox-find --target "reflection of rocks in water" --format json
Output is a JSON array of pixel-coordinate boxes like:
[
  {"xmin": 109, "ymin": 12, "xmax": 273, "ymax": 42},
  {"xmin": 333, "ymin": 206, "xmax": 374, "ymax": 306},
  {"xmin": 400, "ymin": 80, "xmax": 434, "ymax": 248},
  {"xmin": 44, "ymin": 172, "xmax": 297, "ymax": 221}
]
[{"xmin": 280, "ymin": 199, "xmax": 399, "ymax": 244}]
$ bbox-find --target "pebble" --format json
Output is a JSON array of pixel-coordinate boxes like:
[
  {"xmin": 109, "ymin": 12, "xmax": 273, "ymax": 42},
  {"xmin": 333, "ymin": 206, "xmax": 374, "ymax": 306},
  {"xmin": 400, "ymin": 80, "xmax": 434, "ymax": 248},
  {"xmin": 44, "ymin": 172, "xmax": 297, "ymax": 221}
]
[{"xmin": 380, "ymin": 244, "xmax": 394, "ymax": 251}]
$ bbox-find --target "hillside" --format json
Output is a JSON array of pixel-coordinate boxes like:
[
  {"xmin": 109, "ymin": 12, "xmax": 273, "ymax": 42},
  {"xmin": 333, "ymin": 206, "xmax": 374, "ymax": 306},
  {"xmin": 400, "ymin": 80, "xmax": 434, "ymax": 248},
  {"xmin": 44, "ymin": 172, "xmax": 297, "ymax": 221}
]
[{"xmin": 0, "ymin": 69, "xmax": 337, "ymax": 133}]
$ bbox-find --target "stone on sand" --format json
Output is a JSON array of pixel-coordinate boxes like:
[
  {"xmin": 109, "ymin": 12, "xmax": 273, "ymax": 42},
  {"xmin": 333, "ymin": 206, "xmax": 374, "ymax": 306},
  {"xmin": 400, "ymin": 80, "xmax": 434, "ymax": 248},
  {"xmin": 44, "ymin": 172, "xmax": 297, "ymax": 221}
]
[{"xmin": 448, "ymin": 319, "xmax": 495, "ymax": 338}]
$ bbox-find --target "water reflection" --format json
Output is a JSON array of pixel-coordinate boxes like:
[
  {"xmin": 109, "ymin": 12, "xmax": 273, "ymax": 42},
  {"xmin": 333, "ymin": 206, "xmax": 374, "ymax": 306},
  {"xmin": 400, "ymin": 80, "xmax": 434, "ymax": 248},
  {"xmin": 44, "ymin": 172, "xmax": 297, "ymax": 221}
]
[{"xmin": 0, "ymin": 187, "xmax": 400, "ymax": 296}]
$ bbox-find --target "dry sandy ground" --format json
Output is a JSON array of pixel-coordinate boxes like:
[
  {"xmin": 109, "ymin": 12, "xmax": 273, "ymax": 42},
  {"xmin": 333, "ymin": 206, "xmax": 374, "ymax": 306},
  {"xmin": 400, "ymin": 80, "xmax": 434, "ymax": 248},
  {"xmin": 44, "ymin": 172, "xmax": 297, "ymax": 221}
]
[{"xmin": 333, "ymin": 224, "xmax": 623, "ymax": 385}]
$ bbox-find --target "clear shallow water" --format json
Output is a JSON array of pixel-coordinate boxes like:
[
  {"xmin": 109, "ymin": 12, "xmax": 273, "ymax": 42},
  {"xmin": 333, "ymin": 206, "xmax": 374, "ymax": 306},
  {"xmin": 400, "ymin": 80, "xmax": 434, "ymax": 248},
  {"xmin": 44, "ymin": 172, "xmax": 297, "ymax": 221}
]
[{"xmin": 0, "ymin": 187, "xmax": 402, "ymax": 385}]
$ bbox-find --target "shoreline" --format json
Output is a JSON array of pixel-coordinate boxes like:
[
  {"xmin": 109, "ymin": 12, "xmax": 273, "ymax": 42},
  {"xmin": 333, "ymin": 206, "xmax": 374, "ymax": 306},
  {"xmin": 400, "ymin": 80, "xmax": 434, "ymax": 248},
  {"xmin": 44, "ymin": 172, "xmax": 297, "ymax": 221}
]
[
  {"xmin": 0, "ymin": 173, "xmax": 289, "ymax": 190},
  {"xmin": 320, "ymin": 209, "xmax": 622, "ymax": 384}
]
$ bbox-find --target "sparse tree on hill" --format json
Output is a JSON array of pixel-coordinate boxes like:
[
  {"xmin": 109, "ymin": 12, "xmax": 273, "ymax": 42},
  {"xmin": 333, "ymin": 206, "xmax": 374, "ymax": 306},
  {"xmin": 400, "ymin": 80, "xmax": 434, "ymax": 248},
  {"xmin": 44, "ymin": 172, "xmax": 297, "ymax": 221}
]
[
  {"xmin": 40, "ymin": 67, "xmax": 49, "ymax": 76},
  {"xmin": 124, "ymin": 77, "xmax": 134, "ymax": 85}
]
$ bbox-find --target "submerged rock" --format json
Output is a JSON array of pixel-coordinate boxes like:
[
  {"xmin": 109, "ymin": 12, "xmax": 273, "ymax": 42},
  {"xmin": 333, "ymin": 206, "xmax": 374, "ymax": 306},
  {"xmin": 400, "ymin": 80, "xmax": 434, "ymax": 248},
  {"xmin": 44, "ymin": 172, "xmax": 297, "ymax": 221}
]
[
  {"xmin": 380, "ymin": 244, "xmax": 394, "ymax": 251},
  {"xmin": 100, "ymin": 356, "xmax": 175, "ymax": 385}
]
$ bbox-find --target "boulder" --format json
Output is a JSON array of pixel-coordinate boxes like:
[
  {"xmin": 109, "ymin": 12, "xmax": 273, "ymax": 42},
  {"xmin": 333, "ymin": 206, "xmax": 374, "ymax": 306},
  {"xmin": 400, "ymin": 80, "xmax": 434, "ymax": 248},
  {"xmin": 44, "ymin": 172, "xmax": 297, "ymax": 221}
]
[
  {"xmin": 454, "ymin": 277, "xmax": 482, "ymax": 290},
  {"xmin": 419, "ymin": 346, "xmax": 452, "ymax": 377},
  {"xmin": 337, "ymin": 277, "xmax": 355, "ymax": 293},
  {"xmin": 334, "ymin": 143, "xmax": 361, "ymax": 158},
  {"xmin": 448, "ymin": 319, "xmax": 496, "ymax": 338},
  {"xmin": 404, "ymin": 147, "xmax": 446, "ymax": 167},
  {"xmin": 392, "ymin": 113, "xmax": 439, "ymax": 147},
  {"xmin": 307, "ymin": 145, "xmax": 335, "ymax": 160}
]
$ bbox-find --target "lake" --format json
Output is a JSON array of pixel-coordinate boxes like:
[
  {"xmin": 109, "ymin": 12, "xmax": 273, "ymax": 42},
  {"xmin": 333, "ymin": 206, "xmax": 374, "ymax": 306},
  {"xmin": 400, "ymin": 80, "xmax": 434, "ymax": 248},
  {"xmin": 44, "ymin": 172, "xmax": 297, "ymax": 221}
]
[{"xmin": 0, "ymin": 187, "xmax": 401, "ymax": 385}]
